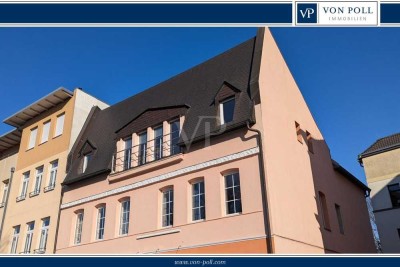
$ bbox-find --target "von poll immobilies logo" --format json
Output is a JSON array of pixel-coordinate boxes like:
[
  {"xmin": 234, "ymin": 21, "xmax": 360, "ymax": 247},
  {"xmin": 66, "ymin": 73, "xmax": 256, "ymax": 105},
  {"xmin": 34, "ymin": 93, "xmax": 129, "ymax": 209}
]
[{"xmin": 296, "ymin": 1, "xmax": 378, "ymax": 25}]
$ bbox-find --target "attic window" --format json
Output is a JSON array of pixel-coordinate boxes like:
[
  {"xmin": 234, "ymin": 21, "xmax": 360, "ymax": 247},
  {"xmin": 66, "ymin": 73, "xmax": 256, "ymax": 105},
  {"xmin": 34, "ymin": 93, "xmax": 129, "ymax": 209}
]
[
  {"xmin": 83, "ymin": 153, "xmax": 92, "ymax": 173},
  {"xmin": 219, "ymin": 97, "xmax": 235, "ymax": 125}
]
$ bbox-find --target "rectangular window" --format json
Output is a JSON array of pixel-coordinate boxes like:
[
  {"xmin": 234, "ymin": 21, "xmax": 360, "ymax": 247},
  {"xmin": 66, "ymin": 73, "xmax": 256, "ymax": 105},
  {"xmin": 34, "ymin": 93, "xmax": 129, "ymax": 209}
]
[
  {"xmin": 96, "ymin": 206, "xmax": 106, "ymax": 240},
  {"xmin": 10, "ymin": 225, "xmax": 20, "ymax": 254},
  {"xmin": 295, "ymin": 121, "xmax": 303, "ymax": 143},
  {"xmin": 124, "ymin": 137, "xmax": 132, "ymax": 170},
  {"xmin": 19, "ymin": 172, "xmax": 30, "ymax": 200},
  {"xmin": 119, "ymin": 200, "xmax": 130, "ymax": 236},
  {"xmin": 74, "ymin": 212, "xmax": 84, "ymax": 245},
  {"xmin": 1, "ymin": 182, "xmax": 9, "ymax": 206},
  {"xmin": 41, "ymin": 121, "xmax": 51, "ymax": 144},
  {"xmin": 162, "ymin": 188, "xmax": 173, "ymax": 227},
  {"xmin": 46, "ymin": 160, "xmax": 58, "ymax": 191},
  {"xmin": 37, "ymin": 218, "xmax": 50, "ymax": 253},
  {"xmin": 335, "ymin": 204, "xmax": 344, "ymax": 234},
  {"xmin": 28, "ymin": 127, "xmax": 38, "ymax": 149},
  {"xmin": 83, "ymin": 153, "xmax": 92, "ymax": 173},
  {"xmin": 220, "ymin": 97, "xmax": 235, "ymax": 125},
  {"xmin": 192, "ymin": 181, "xmax": 205, "ymax": 221},
  {"xmin": 31, "ymin": 166, "xmax": 43, "ymax": 196},
  {"xmin": 306, "ymin": 131, "xmax": 314, "ymax": 153},
  {"xmin": 170, "ymin": 120, "xmax": 180, "ymax": 155},
  {"xmin": 154, "ymin": 126, "xmax": 163, "ymax": 160},
  {"xmin": 54, "ymin": 113, "xmax": 65, "ymax": 137},
  {"xmin": 138, "ymin": 132, "xmax": 147, "ymax": 166},
  {"xmin": 388, "ymin": 183, "xmax": 400, "ymax": 207},
  {"xmin": 318, "ymin": 191, "xmax": 331, "ymax": 230},
  {"xmin": 24, "ymin": 222, "xmax": 35, "ymax": 254},
  {"xmin": 225, "ymin": 172, "xmax": 242, "ymax": 214}
]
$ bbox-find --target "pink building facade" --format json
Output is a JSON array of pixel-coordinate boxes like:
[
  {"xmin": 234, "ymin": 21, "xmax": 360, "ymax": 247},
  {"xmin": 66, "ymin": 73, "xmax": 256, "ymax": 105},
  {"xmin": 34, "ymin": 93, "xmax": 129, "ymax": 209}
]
[{"xmin": 55, "ymin": 28, "xmax": 376, "ymax": 254}]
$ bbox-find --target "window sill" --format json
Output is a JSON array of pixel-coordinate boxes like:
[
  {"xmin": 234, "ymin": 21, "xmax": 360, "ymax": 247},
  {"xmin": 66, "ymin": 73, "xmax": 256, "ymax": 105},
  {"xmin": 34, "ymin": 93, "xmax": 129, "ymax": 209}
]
[
  {"xmin": 225, "ymin": 212, "xmax": 242, "ymax": 218},
  {"xmin": 29, "ymin": 191, "xmax": 40, "ymax": 198},
  {"xmin": 109, "ymin": 153, "xmax": 184, "ymax": 183},
  {"xmin": 16, "ymin": 195, "xmax": 26, "ymax": 202},
  {"xmin": 38, "ymin": 141, "xmax": 48, "ymax": 146},
  {"xmin": 191, "ymin": 219, "xmax": 205, "ymax": 224},
  {"xmin": 44, "ymin": 185, "xmax": 55, "ymax": 193},
  {"xmin": 52, "ymin": 134, "xmax": 62, "ymax": 140},
  {"xmin": 26, "ymin": 147, "xmax": 34, "ymax": 152},
  {"xmin": 33, "ymin": 249, "xmax": 45, "ymax": 254}
]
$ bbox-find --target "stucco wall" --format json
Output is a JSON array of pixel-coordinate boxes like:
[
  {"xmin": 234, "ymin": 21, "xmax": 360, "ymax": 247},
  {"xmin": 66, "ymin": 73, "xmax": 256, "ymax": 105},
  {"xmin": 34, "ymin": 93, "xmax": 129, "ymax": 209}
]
[
  {"xmin": 56, "ymin": 128, "xmax": 268, "ymax": 254},
  {"xmin": 257, "ymin": 28, "xmax": 375, "ymax": 253}
]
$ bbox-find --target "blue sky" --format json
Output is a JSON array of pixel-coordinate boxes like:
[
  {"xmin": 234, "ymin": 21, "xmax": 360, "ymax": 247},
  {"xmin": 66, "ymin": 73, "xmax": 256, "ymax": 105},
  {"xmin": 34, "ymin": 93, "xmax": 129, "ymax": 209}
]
[{"xmin": 0, "ymin": 27, "xmax": 399, "ymax": 183}]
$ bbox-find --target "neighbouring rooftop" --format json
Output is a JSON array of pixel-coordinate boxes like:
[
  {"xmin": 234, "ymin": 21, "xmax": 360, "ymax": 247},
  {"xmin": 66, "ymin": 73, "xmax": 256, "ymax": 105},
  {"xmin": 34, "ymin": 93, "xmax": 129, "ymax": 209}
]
[{"xmin": 359, "ymin": 132, "xmax": 400, "ymax": 160}]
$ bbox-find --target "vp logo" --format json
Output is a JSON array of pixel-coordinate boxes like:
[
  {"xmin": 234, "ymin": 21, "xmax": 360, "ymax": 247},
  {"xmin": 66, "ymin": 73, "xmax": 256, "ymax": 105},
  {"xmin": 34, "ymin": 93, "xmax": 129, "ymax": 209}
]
[
  {"xmin": 297, "ymin": 3, "xmax": 317, "ymax": 23},
  {"xmin": 300, "ymin": 8, "xmax": 315, "ymax": 19}
]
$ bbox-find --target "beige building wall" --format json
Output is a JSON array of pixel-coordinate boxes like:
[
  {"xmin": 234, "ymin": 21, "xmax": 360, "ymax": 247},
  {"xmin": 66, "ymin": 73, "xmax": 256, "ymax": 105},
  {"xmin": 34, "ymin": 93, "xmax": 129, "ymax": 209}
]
[
  {"xmin": 0, "ymin": 89, "xmax": 108, "ymax": 254},
  {"xmin": 0, "ymin": 146, "xmax": 19, "ymax": 251},
  {"xmin": 363, "ymin": 148, "xmax": 400, "ymax": 253},
  {"xmin": 256, "ymin": 28, "xmax": 375, "ymax": 253}
]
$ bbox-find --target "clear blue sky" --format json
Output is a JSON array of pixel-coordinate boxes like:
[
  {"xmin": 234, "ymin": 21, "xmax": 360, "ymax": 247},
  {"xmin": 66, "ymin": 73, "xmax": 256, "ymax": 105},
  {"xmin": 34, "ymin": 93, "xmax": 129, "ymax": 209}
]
[{"xmin": 0, "ymin": 27, "xmax": 399, "ymax": 183}]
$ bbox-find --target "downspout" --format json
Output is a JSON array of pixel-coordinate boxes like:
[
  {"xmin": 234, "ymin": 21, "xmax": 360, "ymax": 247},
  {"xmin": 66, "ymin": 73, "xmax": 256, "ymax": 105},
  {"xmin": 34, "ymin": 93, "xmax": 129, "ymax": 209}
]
[
  {"xmin": 246, "ymin": 121, "xmax": 273, "ymax": 254},
  {"xmin": 53, "ymin": 184, "xmax": 65, "ymax": 254},
  {"xmin": 0, "ymin": 167, "xmax": 15, "ymax": 243}
]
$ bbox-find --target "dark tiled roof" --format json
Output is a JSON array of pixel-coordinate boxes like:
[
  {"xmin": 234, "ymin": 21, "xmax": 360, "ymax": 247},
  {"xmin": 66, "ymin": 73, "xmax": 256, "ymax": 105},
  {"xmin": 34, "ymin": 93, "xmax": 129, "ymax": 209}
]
[
  {"xmin": 332, "ymin": 159, "xmax": 370, "ymax": 193},
  {"xmin": 359, "ymin": 132, "xmax": 400, "ymax": 160},
  {"xmin": 63, "ymin": 34, "xmax": 260, "ymax": 185}
]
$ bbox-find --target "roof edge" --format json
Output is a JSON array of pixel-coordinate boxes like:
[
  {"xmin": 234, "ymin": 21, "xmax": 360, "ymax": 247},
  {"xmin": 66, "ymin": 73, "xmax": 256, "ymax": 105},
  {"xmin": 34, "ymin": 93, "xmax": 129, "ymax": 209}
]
[{"xmin": 332, "ymin": 159, "xmax": 370, "ymax": 193}]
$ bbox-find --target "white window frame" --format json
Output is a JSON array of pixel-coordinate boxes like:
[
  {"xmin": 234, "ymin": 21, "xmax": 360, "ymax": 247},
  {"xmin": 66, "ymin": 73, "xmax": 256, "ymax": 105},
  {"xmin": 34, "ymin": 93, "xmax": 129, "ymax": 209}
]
[
  {"xmin": 192, "ymin": 180, "xmax": 205, "ymax": 221},
  {"xmin": 1, "ymin": 182, "xmax": 9, "ymax": 205},
  {"xmin": 37, "ymin": 218, "xmax": 50, "ymax": 253},
  {"xmin": 161, "ymin": 188, "xmax": 173, "ymax": 227},
  {"xmin": 74, "ymin": 212, "xmax": 84, "ymax": 245},
  {"xmin": 124, "ymin": 137, "xmax": 132, "ymax": 170},
  {"xmin": 20, "ymin": 172, "xmax": 30, "ymax": 199},
  {"xmin": 224, "ymin": 172, "xmax": 242, "ymax": 215},
  {"xmin": 138, "ymin": 131, "xmax": 147, "ymax": 165},
  {"xmin": 10, "ymin": 225, "xmax": 20, "ymax": 254},
  {"xmin": 47, "ymin": 160, "xmax": 58, "ymax": 190},
  {"xmin": 54, "ymin": 113, "xmax": 65, "ymax": 137},
  {"xmin": 24, "ymin": 222, "xmax": 35, "ymax": 254},
  {"xmin": 28, "ymin": 127, "xmax": 38, "ymax": 150},
  {"xmin": 40, "ymin": 121, "xmax": 51, "ymax": 144},
  {"xmin": 219, "ymin": 97, "xmax": 235, "ymax": 125},
  {"xmin": 153, "ymin": 125, "xmax": 163, "ymax": 160},
  {"xmin": 119, "ymin": 200, "xmax": 130, "ymax": 236},
  {"xmin": 83, "ymin": 153, "xmax": 92, "ymax": 173},
  {"xmin": 96, "ymin": 206, "xmax": 106, "ymax": 240},
  {"xmin": 32, "ymin": 166, "xmax": 43, "ymax": 195}
]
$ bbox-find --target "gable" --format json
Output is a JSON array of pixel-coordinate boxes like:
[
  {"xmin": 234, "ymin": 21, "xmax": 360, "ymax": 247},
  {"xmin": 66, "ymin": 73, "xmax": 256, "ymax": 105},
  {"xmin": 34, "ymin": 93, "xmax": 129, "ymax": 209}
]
[{"xmin": 214, "ymin": 82, "xmax": 241, "ymax": 103}]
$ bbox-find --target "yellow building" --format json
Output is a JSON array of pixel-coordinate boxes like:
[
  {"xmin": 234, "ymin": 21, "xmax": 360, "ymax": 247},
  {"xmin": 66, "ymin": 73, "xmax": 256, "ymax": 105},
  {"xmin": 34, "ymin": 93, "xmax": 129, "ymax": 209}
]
[{"xmin": 0, "ymin": 88, "xmax": 107, "ymax": 254}]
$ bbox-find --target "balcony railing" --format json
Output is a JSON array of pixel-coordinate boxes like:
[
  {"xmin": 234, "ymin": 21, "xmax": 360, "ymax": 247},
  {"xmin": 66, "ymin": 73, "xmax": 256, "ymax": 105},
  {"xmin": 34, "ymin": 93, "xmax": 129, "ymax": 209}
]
[
  {"xmin": 29, "ymin": 190, "xmax": 40, "ymax": 198},
  {"xmin": 16, "ymin": 194, "xmax": 26, "ymax": 202},
  {"xmin": 112, "ymin": 131, "xmax": 181, "ymax": 174}
]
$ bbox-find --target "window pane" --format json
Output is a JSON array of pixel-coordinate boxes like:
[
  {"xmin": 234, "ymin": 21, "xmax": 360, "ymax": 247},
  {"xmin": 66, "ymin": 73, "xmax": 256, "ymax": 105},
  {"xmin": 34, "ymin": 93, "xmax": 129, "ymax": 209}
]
[
  {"xmin": 170, "ymin": 120, "xmax": 180, "ymax": 155},
  {"xmin": 41, "ymin": 121, "xmax": 51, "ymax": 143},
  {"xmin": 233, "ymin": 173, "xmax": 240, "ymax": 186},
  {"xmin": 55, "ymin": 114, "xmax": 65, "ymax": 137},
  {"xmin": 235, "ymin": 200, "xmax": 242, "ymax": 213},
  {"xmin": 234, "ymin": 186, "xmax": 241, "ymax": 200},
  {"xmin": 222, "ymin": 98, "xmax": 235, "ymax": 124},
  {"xmin": 227, "ymin": 201, "xmax": 235, "ymax": 214},
  {"xmin": 225, "ymin": 175, "xmax": 233, "ymax": 188},
  {"xmin": 226, "ymin": 187, "xmax": 234, "ymax": 201},
  {"xmin": 28, "ymin": 128, "xmax": 37, "ymax": 149}
]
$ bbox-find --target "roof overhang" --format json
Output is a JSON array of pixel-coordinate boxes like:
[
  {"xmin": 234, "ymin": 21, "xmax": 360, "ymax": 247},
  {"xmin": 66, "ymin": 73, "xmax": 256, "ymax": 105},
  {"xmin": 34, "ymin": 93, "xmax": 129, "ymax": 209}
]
[
  {"xmin": 0, "ymin": 129, "xmax": 21, "ymax": 152},
  {"xmin": 332, "ymin": 159, "xmax": 370, "ymax": 194},
  {"xmin": 3, "ymin": 87, "xmax": 73, "ymax": 128}
]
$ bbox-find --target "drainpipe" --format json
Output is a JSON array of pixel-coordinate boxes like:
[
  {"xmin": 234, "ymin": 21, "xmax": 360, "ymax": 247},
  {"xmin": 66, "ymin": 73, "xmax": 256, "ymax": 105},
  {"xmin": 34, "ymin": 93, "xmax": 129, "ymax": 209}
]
[
  {"xmin": 246, "ymin": 121, "xmax": 273, "ymax": 254},
  {"xmin": 0, "ymin": 167, "xmax": 15, "ymax": 243}
]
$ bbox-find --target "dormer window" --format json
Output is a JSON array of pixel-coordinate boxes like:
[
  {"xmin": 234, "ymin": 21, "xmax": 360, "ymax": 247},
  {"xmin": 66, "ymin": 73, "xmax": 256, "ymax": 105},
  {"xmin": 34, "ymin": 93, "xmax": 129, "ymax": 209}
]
[
  {"xmin": 83, "ymin": 153, "xmax": 92, "ymax": 173},
  {"xmin": 219, "ymin": 97, "xmax": 235, "ymax": 125}
]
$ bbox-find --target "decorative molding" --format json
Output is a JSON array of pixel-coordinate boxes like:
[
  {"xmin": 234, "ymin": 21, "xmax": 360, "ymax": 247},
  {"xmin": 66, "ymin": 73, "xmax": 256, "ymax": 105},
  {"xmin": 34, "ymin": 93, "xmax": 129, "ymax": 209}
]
[
  {"xmin": 61, "ymin": 146, "xmax": 259, "ymax": 209},
  {"xmin": 136, "ymin": 229, "xmax": 180, "ymax": 240}
]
